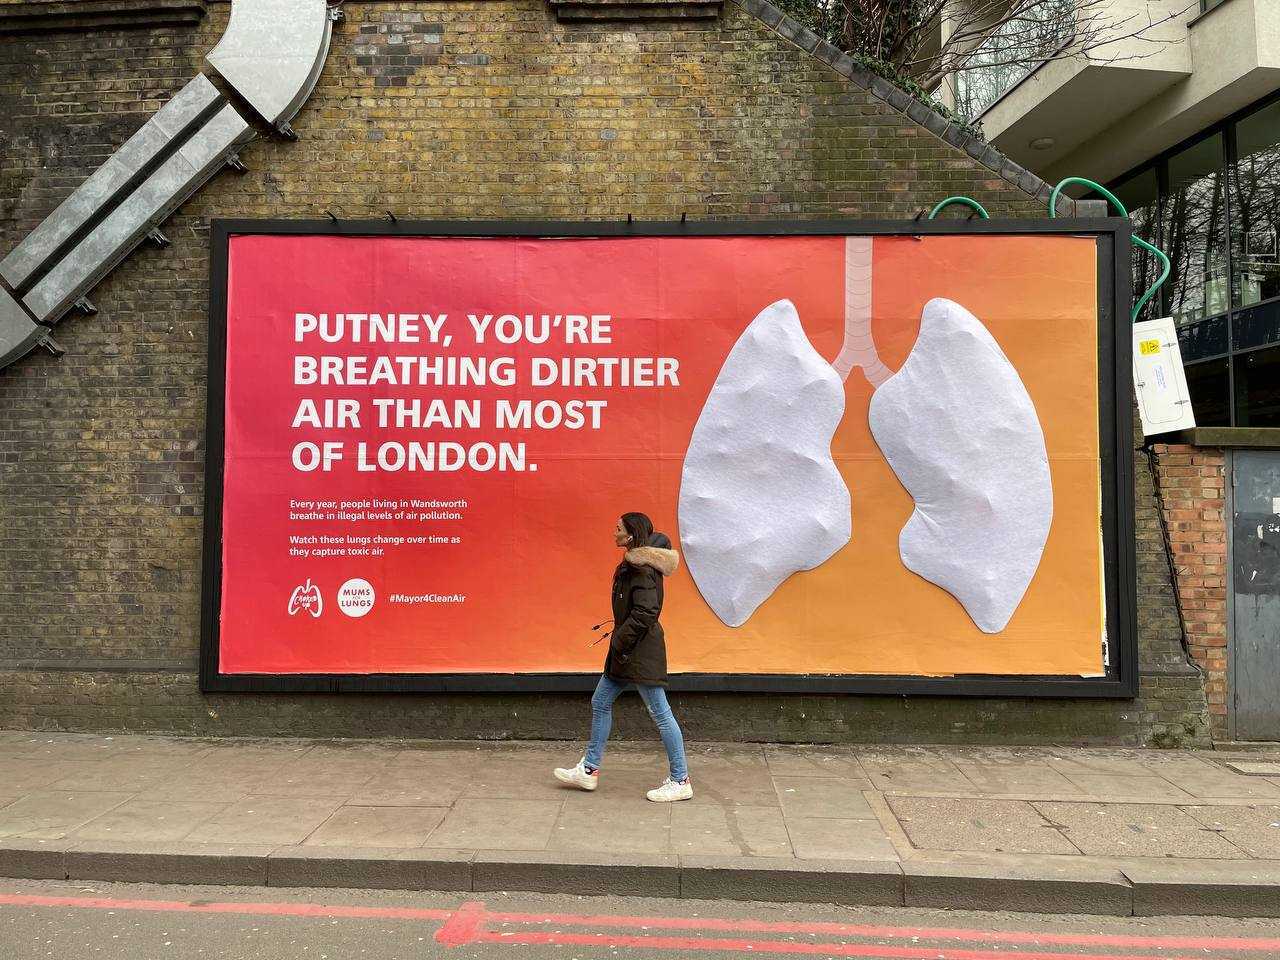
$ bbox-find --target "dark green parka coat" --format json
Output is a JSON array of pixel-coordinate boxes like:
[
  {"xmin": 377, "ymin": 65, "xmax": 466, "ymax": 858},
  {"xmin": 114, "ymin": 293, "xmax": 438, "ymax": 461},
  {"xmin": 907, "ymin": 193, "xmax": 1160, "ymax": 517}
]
[{"xmin": 604, "ymin": 533, "xmax": 680, "ymax": 687}]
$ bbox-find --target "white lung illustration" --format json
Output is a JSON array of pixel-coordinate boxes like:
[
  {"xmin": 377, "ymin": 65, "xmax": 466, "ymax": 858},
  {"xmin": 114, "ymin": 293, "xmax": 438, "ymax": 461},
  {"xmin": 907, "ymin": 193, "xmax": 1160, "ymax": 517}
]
[
  {"xmin": 678, "ymin": 300, "xmax": 851, "ymax": 627},
  {"xmin": 868, "ymin": 297, "xmax": 1053, "ymax": 633}
]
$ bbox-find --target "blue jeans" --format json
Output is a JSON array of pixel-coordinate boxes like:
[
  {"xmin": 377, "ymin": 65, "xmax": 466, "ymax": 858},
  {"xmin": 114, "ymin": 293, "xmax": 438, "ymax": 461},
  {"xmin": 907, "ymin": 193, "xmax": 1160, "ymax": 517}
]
[{"xmin": 584, "ymin": 674, "xmax": 689, "ymax": 782}]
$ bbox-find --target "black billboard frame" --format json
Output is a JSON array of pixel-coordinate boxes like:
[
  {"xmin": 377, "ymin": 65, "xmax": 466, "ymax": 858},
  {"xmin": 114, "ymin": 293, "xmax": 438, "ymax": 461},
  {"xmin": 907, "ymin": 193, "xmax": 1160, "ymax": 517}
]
[{"xmin": 201, "ymin": 217, "xmax": 1137, "ymax": 698}]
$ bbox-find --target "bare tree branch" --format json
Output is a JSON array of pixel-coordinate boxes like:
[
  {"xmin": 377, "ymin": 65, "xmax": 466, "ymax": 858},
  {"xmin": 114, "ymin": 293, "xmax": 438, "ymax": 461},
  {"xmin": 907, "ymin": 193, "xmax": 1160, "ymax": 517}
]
[{"xmin": 777, "ymin": 0, "xmax": 1200, "ymax": 122}]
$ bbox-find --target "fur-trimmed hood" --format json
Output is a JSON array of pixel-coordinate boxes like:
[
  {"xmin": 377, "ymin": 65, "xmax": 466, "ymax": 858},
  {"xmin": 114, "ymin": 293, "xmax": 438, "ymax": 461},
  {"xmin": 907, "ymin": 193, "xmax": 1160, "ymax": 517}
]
[{"xmin": 624, "ymin": 533, "xmax": 680, "ymax": 577}]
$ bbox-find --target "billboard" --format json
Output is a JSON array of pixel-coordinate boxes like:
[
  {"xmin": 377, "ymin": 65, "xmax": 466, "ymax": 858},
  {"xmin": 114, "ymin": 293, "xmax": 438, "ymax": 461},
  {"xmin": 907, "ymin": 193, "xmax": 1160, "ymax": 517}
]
[{"xmin": 201, "ymin": 220, "xmax": 1135, "ymax": 696}]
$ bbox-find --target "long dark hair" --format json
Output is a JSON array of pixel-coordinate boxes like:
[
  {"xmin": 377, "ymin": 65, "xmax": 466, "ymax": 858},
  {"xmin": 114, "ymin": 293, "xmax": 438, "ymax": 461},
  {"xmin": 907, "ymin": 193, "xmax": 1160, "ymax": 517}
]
[{"xmin": 620, "ymin": 512, "xmax": 653, "ymax": 552}]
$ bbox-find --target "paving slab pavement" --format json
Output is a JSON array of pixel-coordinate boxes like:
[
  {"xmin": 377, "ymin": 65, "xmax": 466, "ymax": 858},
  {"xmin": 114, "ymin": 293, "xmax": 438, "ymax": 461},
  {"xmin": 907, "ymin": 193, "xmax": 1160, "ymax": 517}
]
[
  {"xmin": 1038, "ymin": 801, "xmax": 1246, "ymax": 859},
  {"xmin": 8, "ymin": 732, "xmax": 1280, "ymax": 915}
]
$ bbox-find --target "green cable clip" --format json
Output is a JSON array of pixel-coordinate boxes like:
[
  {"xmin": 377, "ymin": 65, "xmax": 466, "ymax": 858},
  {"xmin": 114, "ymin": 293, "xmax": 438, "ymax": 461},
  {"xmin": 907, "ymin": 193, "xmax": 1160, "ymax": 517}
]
[
  {"xmin": 1048, "ymin": 177, "xmax": 1171, "ymax": 323},
  {"xmin": 927, "ymin": 196, "xmax": 990, "ymax": 220}
]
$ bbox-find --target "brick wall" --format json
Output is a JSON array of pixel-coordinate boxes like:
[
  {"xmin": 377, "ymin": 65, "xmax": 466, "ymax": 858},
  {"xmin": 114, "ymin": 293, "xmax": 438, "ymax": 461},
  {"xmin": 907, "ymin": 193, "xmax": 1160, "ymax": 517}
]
[
  {"xmin": 1150, "ymin": 444, "xmax": 1228, "ymax": 740},
  {"xmin": 0, "ymin": 0, "xmax": 1210, "ymax": 744}
]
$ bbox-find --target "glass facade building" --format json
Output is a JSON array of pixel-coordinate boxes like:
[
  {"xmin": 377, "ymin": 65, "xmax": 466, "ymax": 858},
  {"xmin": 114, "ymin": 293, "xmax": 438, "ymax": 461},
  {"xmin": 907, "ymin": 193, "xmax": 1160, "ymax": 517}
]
[{"xmin": 1108, "ymin": 93, "xmax": 1280, "ymax": 427}]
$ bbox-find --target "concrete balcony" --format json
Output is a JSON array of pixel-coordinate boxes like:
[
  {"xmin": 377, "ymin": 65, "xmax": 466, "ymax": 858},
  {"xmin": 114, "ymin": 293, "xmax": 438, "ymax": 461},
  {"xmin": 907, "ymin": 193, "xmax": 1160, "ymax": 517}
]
[
  {"xmin": 970, "ymin": 0, "xmax": 1279, "ymax": 185},
  {"xmin": 971, "ymin": 0, "xmax": 1191, "ymax": 174}
]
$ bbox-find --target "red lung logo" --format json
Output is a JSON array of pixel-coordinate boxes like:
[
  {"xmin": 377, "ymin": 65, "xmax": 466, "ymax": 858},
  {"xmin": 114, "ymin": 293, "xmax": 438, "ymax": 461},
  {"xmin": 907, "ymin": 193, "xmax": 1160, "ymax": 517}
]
[{"xmin": 288, "ymin": 578, "xmax": 322, "ymax": 617}]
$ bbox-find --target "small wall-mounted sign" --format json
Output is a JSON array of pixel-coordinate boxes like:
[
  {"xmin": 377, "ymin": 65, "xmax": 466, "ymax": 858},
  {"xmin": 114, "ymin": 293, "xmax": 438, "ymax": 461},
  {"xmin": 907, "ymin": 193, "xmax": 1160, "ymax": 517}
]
[{"xmin": 1133, "ymin": 316, "xmax": 1196, "ymax": 436}]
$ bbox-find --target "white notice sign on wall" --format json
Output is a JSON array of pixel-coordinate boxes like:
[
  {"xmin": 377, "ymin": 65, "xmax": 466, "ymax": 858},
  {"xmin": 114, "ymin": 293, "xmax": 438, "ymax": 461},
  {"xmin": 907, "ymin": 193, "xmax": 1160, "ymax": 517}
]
[{"xmin": 1133, "ymin": 316, "xmax": 1196, "ymax": 435}]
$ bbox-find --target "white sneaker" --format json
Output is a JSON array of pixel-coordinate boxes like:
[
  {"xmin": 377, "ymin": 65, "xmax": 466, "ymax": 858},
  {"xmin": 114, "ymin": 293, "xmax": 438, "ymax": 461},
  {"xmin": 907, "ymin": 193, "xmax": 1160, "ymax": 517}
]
[
  {"xmin": 646, "ymin": 777, "xmax": 693, "ymax": 802},
  {"xmin": 553, "ymin": 758, "xmax": 599, "ymax": 791}
]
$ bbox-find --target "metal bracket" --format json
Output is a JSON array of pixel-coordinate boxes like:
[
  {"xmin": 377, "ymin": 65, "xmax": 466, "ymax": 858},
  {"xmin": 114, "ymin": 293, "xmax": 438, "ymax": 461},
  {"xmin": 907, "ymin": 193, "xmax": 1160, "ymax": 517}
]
[
  {"xmin": 38, "ymin": 334, "xmax": 65, "ymax": 356},
  {"xmin": 275, "ymin": 121, "xmax": 298, "ymax": 141},
  {"xmin": 328, "ymin": 6, "xmax": 344, "ymax": 21},
  {"xmin": 225, "ymin": 152, "xmax": 248, "ymax": 173},
  {"xmin": 147, "ymin": 227, "xmax": 170, "ymax": 248},
  {"xmin": 74, "ymin": 296, "xmax": 97, "ymax": 315}
]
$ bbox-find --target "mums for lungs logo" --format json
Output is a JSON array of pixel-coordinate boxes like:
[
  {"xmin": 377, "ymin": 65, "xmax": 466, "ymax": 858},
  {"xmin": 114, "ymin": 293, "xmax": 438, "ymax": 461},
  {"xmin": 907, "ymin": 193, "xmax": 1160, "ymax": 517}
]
[
  {"xmin": 287, "ymin": 578, "xmax": 323, "ymax": 617},
  {"xmin": 337, "ymin": 578, "xmax": 375, "ymax": 618}
]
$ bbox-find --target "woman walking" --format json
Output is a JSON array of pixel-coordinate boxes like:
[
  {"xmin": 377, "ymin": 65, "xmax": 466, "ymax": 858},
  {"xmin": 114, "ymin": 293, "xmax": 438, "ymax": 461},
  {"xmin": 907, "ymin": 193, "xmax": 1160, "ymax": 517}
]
[{"xmin": 554, "ymin": 512, "xmax": 693, "ymax": 802}]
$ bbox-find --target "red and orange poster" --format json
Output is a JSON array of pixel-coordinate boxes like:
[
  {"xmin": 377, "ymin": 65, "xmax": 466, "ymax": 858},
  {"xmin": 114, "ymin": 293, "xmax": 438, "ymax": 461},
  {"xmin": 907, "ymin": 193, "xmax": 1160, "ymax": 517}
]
[{"xmin": 215, "ymin": 231, "xmax": 1107, "ymax": 680}]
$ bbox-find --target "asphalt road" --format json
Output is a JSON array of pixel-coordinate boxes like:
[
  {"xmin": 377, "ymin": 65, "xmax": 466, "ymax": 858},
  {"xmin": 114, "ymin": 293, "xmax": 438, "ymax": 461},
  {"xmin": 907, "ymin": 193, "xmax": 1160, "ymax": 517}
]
[{"xmin": 4, "ymin": 877, "xmax": 1280, "ymax": 959}]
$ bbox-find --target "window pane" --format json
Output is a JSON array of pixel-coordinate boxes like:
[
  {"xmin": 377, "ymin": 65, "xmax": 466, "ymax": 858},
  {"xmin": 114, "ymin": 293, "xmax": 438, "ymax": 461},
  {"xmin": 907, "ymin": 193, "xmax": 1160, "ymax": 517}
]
[
  {"xmin": 1185, "ymin": 358, "xmax": 1231, "ymax": 426},
  {"xmin": 1229, "ymin": 99, "xmax": 1280, "ymax": 307},
  {"xmin": 1179, "ymin": 313, "xmax": 1228, "ymax": 361},
  {"xmin": 1160, "ymin": 133, "xmax": 1229, "ymax": 327},
  {"xmin": 1113, "ymin": 168, "xmax": 1158, "ymax": 211},
  {"xmin": 1111, "ymin": 169, "xmax": 1163, "ymax": 321},
  {"xmin": 1233, "ymin": 299, "xmax": 1280, "ymax": 352},
  {"xmin": 1234, "ymin": 346, "xmax": 1280, "ymax": 427}
]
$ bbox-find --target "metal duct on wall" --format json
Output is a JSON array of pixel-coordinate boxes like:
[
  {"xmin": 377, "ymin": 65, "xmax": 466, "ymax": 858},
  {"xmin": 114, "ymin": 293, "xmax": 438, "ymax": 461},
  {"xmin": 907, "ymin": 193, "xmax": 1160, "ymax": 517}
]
[
  {"xmin": 0, "ymin": 0, "xmax": 340, "ymax": 371},
  {"xmin": 0, "ymin": 75, "xmax": 224, "ymax": 293},
  {"xmin": 205, "ymin": 0, "xmax": 333, "ymax": 130},
  {"xmin": 23, "ymin": 106, "xmax": 254, "ymax": 324},
  {"xmin": 0, "ymin": 288, "xmax": 47, "ymax": 369}
]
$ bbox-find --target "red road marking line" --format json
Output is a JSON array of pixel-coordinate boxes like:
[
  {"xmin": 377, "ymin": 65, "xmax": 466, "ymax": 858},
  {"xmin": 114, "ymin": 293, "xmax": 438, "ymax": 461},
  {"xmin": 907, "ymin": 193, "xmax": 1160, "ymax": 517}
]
[
  {"xmin": 5, "ymin": 890, "xmax": 1279, "ymax": 956},
  {"xmin": 0, "ymin": 893, "xmax": 452, "ymax": 922},
  {"xmin": 478, "ymin": 929, "xmax": 1214, "ymax": 960},
  {"xmin": 434, "ymin": 900, "xmax": 487, "ymax": 947},
  {"xmin": 483, "ymin": 907, "xmax": 1280, "ymax": 952}
]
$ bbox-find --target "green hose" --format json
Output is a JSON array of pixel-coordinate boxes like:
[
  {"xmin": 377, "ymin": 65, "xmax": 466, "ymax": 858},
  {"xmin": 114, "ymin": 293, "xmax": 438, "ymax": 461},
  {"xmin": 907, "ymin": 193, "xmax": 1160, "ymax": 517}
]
[
  {"xmin": 927, "ymin": 196, "xmax": 990, "ymax": 220},
  {"xmin": 1048, "ymin": 177, "xmax": 1171, "ymax": 322}
]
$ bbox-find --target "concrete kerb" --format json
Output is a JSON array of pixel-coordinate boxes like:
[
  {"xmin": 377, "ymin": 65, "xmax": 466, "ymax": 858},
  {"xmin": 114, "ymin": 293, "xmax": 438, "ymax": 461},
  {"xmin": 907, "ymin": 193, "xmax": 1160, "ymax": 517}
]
[
  {"xmin": 1122, "ymin": 860, "xmax": 1280, "ymax": 918},
  {"xmin": 267, "ymin": 846, "xmax": 474, "ymax": 891},
  {"xmin": 474, "ymin": 851, "xmax": 681, "ymax": 898},
  {"xmin": 0, "ymin": 839, "xmax": 71, "ymax": 880},
  {"xmin": 680, "ymin": 856, "xmax": 904, "ymax": 907},
  {"xmin": 903, "ymin": 859, "xmax": 1133, "ymax": 916},
  {"xmin": 7, "ymin": 841, "xmax": 1280, "ymax": 917},
  {"xmin": 64, "ymin": 841, "xmax": 272, "ymax": 886}
]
